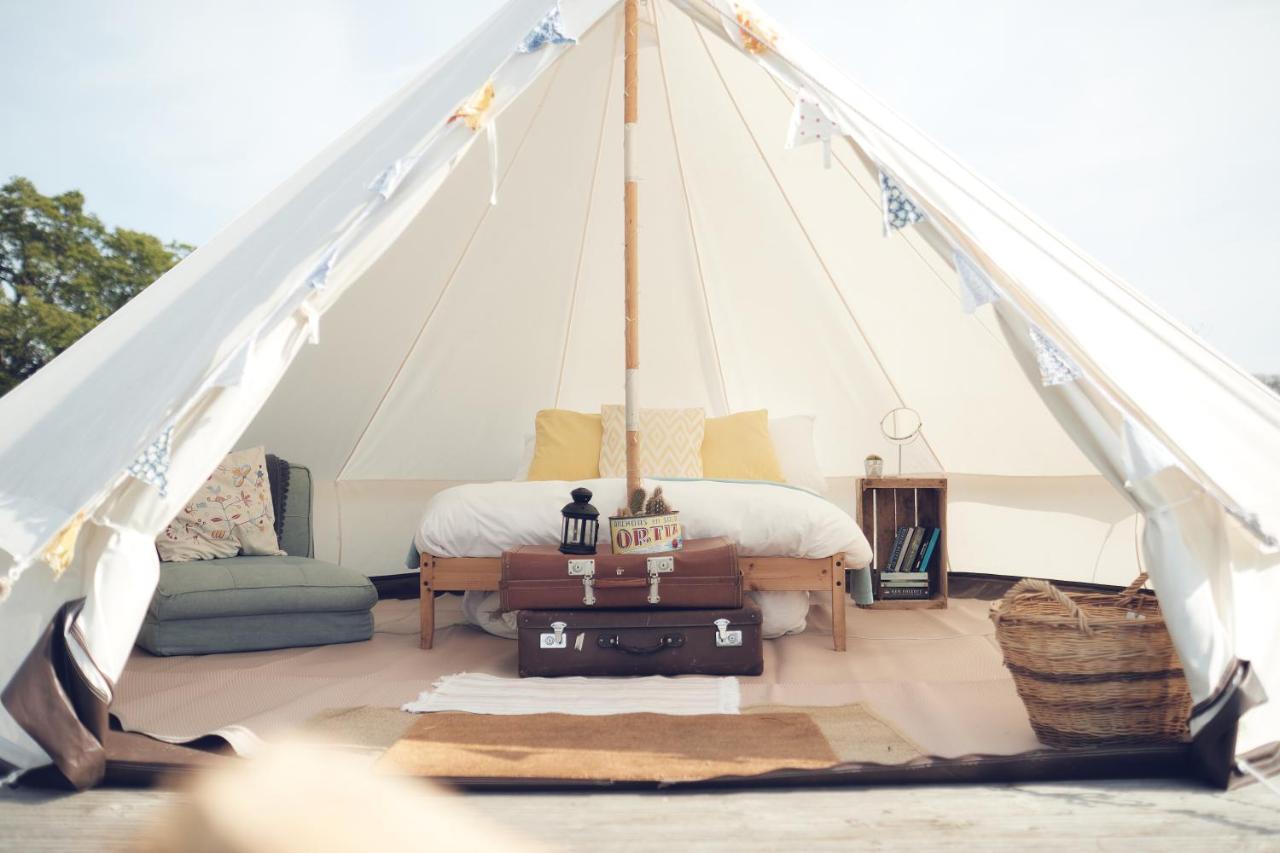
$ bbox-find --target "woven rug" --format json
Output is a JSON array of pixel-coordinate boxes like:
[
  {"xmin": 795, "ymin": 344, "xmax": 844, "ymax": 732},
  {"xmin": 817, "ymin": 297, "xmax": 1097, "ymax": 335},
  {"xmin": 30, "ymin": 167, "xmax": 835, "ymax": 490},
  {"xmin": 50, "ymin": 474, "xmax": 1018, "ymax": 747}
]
[
  {"xmin": 402, "ymin": 672, "xmax": 741, "ymax": 715},
  {"xmin": 374, "ymin": 703, "xmax": 923, "ymax": 783}
]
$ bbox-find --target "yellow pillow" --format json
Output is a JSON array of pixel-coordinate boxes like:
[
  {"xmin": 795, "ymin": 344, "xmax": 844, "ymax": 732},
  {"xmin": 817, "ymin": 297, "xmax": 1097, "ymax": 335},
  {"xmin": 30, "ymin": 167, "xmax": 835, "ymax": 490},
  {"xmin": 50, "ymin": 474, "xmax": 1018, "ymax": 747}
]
[
  {"xmin": 701, "ymin": 410, "xmax": 784, "ymax": 482},
  {"xmin": 527, "ymin": 410, "xmax": 603, "ymax": 481}
]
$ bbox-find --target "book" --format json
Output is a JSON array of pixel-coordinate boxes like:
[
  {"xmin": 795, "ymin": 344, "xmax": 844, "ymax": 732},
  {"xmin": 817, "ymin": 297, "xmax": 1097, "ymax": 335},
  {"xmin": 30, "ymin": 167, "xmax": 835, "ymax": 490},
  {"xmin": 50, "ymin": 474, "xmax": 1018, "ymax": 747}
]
[
  {"xmin": 878, "ymin": 585, "xmax": 931, "ymax": 600},
  {"xmin": 880, "ymin": 571, "xmax": 926, "ymax": 581},
  {"xmin": 899, "ymin": 527, "xmax": 925, "ymax": 574},
  {"xmin": 913, "ymin": 527, "xmax": 941, "ymax": 573},
  {"xmin": 893, "ymin": 527, "xmax": 917, "ymax": 572},
  {"xmin": 883, "ymin": 527, "xmax": 909, "ymax": 573}
]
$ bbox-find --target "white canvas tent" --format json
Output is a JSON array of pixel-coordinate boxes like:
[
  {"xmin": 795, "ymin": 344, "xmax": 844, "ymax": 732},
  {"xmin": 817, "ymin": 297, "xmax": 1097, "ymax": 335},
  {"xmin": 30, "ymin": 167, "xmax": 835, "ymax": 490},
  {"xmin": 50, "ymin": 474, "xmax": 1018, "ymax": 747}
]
[{"xmin": 1, "ymin": 0, "xmax": 1278, "ymax": 786}]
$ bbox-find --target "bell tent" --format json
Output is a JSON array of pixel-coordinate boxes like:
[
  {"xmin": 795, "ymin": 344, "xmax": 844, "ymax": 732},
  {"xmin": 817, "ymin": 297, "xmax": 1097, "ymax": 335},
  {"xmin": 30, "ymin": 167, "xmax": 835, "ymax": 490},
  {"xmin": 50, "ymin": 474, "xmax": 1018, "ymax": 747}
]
[{"xmin": 1, "ymin": 0, "xmax": 1278, "ymax": 788}]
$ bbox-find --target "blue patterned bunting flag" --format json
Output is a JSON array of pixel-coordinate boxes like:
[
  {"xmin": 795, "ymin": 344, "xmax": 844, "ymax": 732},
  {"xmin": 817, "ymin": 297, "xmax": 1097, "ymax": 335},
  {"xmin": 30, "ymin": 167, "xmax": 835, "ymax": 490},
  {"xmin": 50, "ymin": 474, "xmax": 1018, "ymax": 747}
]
[
  {"xmin": 518, "ymin": 5, "xmax": 575, "ymax": 53},
  {"xmin": 880, "ymin": 171, "xmax": 926, "ymax": 231}
]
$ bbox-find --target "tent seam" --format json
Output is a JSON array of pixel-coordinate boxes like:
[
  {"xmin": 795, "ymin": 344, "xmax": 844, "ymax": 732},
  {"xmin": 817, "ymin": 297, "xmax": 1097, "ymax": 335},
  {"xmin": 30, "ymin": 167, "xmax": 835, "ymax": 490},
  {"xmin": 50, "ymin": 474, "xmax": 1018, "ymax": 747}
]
[
  {"xmin": 761, "ymin": 75, "xmax": 1010, "ymax": 351},
  {"xmin": 553, "ymin": 13, "xmax": 622, "ymax": 407},
  {"xmin": 334, "ymin": 60, "xmax": 568, "ymax": 481},
  {"xmin": 684, "ymin": 0, "xmax": 1269, "ymax": 414},
  {"xmin": 653, "ymin": 0, "xmax": 732, "ymax": 414},
  {"xmin": 690, "ymin": 21, "xmax": 947, "ymax": 471}
]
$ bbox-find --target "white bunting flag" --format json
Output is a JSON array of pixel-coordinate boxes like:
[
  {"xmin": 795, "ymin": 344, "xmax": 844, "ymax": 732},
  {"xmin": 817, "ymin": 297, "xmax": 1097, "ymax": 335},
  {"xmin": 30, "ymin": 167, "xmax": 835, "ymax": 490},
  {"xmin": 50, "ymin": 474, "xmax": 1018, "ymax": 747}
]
[
  {"xmin": 1029, "ymin": 325, "xmax": 1082, "ymax": 386},
  {"xmin": 952, "ymin": 249, "xmax": 1001, "ymax": 313},
  {"xmin": 786, "ymin": 89, "xmax": 841, "ymax": 169}
]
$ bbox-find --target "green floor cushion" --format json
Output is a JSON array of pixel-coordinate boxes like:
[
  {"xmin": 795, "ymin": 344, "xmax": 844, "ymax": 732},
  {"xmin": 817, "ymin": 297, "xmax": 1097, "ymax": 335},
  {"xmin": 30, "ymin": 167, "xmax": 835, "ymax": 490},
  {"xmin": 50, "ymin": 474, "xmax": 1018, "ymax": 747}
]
[
  {"xmin": 138, "ymin": 556, "xmax": 377, "ymax": 656},
  {"xmin": 137, "ymin": 609, "xmax": 373, "ymax": 657},
  {"xmin": 148, "ymin": 556, "xmax": 377, "ymax": 621}
]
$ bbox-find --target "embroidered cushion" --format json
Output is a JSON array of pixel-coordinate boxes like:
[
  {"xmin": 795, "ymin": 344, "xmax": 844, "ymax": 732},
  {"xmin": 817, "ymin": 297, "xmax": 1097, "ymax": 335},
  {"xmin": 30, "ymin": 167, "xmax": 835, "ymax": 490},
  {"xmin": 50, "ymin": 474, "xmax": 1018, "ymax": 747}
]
[
  {"xmin": 156, "ymin": 446, "xmax": 286, "ymax": 562},
  {"xmin": 599, "ymin": 405, "xmax": 705, "ymax": 479}
]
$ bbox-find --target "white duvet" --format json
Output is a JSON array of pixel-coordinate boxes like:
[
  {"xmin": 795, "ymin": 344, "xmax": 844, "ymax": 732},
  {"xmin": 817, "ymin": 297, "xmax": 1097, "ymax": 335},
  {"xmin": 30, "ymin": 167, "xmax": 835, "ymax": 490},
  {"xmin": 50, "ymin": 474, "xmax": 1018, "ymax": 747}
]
[{"xmin": 414, "ymin": 478, "xmax": 872, "ymax": 565}]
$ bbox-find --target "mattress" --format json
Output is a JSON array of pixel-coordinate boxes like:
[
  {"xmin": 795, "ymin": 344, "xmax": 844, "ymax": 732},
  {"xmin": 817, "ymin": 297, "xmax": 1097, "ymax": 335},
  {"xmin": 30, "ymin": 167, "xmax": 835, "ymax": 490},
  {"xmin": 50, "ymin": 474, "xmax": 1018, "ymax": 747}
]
[{"xmin": 413, "ymin": 478, "xmax": 873, "ymax": 566}]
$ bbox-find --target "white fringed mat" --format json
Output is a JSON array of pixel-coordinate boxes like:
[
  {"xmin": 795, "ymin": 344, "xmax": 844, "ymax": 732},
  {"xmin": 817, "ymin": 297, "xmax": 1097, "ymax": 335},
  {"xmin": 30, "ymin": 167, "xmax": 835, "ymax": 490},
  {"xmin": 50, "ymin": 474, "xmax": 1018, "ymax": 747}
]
[{"xmin": 401, "ymin": 672, "xmax": 741, "ymax": 715}]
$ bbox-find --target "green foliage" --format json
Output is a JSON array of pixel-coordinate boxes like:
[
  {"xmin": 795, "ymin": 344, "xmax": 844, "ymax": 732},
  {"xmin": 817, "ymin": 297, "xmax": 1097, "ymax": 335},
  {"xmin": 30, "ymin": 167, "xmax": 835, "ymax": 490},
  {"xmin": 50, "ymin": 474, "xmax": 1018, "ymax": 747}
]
[{"xmin": 0, "ymin": 176, "xmax": 190, "ymax": 396}]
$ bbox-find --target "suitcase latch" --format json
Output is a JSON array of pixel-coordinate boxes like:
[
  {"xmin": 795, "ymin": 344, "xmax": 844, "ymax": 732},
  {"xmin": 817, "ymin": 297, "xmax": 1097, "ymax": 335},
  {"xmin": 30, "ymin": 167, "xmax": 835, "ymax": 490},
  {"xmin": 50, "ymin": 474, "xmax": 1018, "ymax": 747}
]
[
  {"xmin": 714, "ymin": 618, "xmax": 742, "ymax": 647},
  {"xmin": 541, "ymin": 620, "xmax": 568, "ymax": 649},
  {"xmin": 568, "ymin": 559, "xmax": 596, "ymax": 606},
  {"xmin": 646, "ymin": 556, "xmax": 675, "ymax": 604}
]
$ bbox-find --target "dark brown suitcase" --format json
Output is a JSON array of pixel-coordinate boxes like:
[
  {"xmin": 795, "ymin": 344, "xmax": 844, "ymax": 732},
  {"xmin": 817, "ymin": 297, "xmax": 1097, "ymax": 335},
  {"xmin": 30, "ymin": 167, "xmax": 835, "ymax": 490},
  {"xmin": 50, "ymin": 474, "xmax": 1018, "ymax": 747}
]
[
  {"xmin": 517, "ymin": 603, "xmax": 763, "ymax": 677},
  {"xmin": 500, "ymin": 537, "xmax": 741, "ymax": 611}
]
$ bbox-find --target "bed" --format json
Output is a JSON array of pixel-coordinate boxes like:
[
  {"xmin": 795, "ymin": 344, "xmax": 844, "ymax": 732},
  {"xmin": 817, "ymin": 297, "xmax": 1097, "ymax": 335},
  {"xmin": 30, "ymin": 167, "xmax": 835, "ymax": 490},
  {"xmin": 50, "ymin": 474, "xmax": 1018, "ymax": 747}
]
[{"xmin": 414, "ymin": 478, "xmax": 873, "ymax": 651}]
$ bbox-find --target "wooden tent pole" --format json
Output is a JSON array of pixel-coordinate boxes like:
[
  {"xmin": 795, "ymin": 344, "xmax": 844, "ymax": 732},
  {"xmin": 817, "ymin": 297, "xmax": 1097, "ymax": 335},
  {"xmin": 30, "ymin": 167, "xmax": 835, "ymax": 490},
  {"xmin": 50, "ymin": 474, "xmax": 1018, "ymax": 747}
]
[{"xmin": 623, "ymin": 0, "xmax": 641, "ymax": 499}]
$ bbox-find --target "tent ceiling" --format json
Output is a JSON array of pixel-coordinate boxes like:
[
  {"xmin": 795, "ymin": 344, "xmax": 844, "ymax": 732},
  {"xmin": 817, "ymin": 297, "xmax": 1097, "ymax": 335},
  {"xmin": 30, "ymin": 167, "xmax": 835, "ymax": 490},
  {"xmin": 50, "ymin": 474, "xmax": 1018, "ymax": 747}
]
[{"xmin": 242, "ymin": 1, "xmax": 1092, "ymax": 483}]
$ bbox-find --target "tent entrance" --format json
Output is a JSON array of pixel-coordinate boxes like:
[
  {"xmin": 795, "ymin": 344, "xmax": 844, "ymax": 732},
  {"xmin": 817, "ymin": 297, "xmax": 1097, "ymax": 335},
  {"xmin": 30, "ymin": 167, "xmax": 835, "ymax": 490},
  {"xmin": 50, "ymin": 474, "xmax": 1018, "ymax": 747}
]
[{"xmin": 95, "ymin": 576, "xmax": 1206, "ymax": 789}]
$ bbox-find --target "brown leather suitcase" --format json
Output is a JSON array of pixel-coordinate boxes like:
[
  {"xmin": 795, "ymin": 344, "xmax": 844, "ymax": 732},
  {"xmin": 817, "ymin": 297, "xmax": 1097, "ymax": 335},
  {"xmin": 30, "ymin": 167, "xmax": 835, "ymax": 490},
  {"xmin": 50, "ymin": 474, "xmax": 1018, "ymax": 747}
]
[
  {"xmin": 517, "ymin": 603, "xmax": 763, "ymax": 677},
  {"xmin": 500, "ymin": 537, "xmax": 741, "ymax": 611}
]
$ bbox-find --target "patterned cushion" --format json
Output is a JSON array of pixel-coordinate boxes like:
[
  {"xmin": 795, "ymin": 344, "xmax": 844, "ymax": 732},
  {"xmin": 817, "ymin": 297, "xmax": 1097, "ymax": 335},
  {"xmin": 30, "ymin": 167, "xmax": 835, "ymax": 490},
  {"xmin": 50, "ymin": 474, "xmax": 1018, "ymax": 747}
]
[
  {"xmin": 156, "ymin": 446, "xmax": 286, "ymax": 562},
  {"xmin": 599, "ymin": 406, "xmax": 705, "ymax": 478}
]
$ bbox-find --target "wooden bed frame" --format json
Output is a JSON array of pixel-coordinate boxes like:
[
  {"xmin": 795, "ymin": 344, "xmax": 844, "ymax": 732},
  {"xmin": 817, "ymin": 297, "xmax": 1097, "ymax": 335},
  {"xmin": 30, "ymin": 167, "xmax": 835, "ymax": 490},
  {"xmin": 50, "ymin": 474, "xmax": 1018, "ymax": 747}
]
[{"xmin": 419, "ymin": 553, "xmax": 848, "ymax": 651}]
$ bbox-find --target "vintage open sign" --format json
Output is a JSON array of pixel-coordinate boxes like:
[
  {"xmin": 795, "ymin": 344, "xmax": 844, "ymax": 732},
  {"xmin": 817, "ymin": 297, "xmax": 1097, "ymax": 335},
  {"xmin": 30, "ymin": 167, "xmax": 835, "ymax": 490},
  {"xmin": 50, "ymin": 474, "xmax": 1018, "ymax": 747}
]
[{"xmin": 608, "ymin": 511, "xmax": 682, "ymax": 555}]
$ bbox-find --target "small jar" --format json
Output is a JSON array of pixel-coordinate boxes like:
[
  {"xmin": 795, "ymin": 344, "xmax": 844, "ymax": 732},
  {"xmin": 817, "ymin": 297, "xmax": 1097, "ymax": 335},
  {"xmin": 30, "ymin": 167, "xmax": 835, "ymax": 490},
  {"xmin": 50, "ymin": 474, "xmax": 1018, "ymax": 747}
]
[{"xmin": 864, "ymin": 455, "xmax": 884, "ymax": 478}]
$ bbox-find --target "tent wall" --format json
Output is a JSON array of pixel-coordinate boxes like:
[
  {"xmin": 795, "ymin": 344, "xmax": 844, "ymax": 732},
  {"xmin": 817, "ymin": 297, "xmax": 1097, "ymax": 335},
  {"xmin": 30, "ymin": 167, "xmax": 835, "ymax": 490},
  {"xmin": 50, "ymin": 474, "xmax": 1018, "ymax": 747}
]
[{"xmin": 241, "ymin": 0, "xmax": 1143, "ymax": 586}]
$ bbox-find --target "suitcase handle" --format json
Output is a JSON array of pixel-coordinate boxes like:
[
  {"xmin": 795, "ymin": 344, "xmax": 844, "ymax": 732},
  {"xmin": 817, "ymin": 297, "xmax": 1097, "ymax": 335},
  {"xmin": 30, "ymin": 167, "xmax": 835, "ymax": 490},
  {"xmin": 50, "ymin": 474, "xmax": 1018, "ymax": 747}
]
[
  {"xmin": 596, "ymin": 633, "xmax": 685, "ymax": 655},
  {"xmin": 595, "ymin": 577, "xmax": 647, "ymax": 589}
]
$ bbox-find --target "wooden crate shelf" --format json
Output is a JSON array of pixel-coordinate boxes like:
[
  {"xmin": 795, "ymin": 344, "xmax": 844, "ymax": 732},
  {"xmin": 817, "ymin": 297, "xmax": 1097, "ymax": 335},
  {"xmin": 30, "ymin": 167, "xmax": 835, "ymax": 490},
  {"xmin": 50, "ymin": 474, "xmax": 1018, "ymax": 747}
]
[{"xmin": 855, "ymin": 476, "xmax": 948, "ymax": 609}]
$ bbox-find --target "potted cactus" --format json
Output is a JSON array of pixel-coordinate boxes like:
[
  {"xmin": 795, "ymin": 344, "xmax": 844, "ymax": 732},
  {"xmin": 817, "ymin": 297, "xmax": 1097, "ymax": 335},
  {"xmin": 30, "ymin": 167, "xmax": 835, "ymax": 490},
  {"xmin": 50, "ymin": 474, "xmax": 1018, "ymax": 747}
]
[{"xmin": 608, "ymin": 485, "xmax": 682, "ymax": 555}]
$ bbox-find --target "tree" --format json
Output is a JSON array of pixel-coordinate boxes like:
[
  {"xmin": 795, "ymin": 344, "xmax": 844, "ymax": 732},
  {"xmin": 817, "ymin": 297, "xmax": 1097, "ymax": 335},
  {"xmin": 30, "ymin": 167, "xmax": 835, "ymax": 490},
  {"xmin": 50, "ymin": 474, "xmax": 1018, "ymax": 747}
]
[{"xmin": 0, "ymin": 177, "xmax": 190, "ymax": 396}]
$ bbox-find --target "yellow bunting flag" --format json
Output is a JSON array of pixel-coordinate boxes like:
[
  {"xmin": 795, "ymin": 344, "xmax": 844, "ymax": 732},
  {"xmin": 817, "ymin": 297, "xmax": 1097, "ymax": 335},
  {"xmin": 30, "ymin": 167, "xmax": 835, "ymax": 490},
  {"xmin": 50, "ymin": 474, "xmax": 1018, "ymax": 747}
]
[
  {"xmin": 449, "ymin": 81, "xmax": 496, "ymax": 131},
  {"xmin": 42, "ymin": 512, "xmax": 86, "ymax": 578}
]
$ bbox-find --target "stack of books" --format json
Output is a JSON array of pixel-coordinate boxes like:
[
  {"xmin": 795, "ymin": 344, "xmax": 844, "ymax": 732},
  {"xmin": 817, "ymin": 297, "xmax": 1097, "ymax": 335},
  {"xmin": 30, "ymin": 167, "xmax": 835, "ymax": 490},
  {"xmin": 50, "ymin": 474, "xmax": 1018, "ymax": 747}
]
[{"xmin": 878, "ymin": 526, "xmax": 940, "ymax": 600}]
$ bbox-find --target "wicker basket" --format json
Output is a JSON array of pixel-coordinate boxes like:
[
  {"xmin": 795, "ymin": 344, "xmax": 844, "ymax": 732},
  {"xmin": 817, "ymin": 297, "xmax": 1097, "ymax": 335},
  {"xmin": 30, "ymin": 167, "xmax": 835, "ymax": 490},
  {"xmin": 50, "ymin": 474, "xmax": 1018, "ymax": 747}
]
[{"xmin": 989, "ymin": 574, "xmax": 1192, "ymax": 748}]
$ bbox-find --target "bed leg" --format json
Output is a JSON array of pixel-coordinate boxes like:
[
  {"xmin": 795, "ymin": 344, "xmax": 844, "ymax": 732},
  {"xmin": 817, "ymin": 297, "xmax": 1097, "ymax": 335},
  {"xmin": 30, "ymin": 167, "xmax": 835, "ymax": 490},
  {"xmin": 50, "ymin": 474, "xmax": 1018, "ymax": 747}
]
[
  {"xmin": 830, "ymin": 556, "xmax": 847, "ymax": 652},
  {"xmin": 420, "ymin": 565, "xmax": 435, "ymax": 650}
]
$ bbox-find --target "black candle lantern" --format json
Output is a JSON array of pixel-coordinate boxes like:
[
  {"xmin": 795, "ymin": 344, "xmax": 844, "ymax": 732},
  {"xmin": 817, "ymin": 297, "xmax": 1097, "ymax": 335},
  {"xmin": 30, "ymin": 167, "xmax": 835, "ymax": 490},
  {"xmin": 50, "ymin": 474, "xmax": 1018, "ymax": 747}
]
[{"xmin": 559, "ymin": 487, "xmax": 600, "ymax": 555}]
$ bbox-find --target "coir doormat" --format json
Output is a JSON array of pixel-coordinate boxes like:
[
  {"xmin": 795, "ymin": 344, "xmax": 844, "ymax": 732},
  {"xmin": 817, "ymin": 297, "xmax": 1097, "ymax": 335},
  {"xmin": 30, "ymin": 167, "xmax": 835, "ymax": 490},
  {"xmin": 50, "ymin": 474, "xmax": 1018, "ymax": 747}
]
[{"xmin": 377, "ymin": 705, "xmax": 920, "ymax": 783}]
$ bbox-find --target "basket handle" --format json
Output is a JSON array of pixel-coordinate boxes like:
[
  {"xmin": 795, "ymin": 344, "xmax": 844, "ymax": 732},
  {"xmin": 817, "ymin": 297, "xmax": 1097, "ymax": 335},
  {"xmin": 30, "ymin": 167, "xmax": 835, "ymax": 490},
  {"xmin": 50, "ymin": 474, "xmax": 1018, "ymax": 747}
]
[
  {"xmin": 995, "ymin": 578, "xmax": 1092, "ymax": 635},
  {"xmin": 1116, "ymin": 573, "xmax": 1155, "ymax": 611}
]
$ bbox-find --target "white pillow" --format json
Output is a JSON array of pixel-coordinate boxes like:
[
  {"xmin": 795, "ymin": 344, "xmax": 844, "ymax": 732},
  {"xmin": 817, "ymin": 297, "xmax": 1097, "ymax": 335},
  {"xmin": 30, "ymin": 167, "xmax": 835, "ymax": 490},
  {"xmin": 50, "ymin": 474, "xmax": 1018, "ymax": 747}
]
[
  {"xmin": 769, "ymin": 415, "xmax": 828, "ymax": 495},
  {"xmin": 462, "ymin": 591, "xmax": 519, "ymax": 639},
  {"xmin": 512, "ymin": 434, "xmax": 535, "ymax": 480},
  {"xmin": 750, "ymin": 591, "xmax": 810, "ymax": 638}
]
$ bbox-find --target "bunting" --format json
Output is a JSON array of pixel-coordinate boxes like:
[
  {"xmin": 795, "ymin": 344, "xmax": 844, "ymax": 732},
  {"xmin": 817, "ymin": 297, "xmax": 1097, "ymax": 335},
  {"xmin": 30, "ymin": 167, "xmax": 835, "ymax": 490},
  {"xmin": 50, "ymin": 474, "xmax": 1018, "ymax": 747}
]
[
  {"xmin": 1029, "ymin": 326, "xmax": 1082, "ymax": 387},
  {"xmin": 127, "ymin": 425, "xmax": 174, "ymax": 496},
  {"xmin": 786, "ymin": 89, "xmax": 841, "ymax": 169},
  {"xmin": 732, "ymin": 2, "xmax": 778, "ymax": 56},
  {"xmin": 40, "ymin": 513, "xmax": 86, "ymax": 579},
  {"xmin": 880, "ymin": 172, "xmax": 926, "ymax": 232},
  {"xmin": 517, "ymin": 4, "xmax": 575, "ymax": 53},
  {"xmin": 449, "ymin": 81, "xmax": 496, "ymax": 132},
  {"xmin": 952, "ymin": 249, "xmax": 1000, "ymax": 313},
  {"xmin": 368, "ymin": 154, "xmax": 422, "ymax": 201}
]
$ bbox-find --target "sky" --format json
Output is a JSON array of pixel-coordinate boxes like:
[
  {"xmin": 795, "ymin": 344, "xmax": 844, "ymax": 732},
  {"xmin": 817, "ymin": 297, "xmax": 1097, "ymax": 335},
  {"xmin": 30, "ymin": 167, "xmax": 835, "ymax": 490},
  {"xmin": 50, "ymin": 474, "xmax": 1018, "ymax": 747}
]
[{"xmin": 2, "ymin": 0, "xmax": 1277, "ymax": 371}]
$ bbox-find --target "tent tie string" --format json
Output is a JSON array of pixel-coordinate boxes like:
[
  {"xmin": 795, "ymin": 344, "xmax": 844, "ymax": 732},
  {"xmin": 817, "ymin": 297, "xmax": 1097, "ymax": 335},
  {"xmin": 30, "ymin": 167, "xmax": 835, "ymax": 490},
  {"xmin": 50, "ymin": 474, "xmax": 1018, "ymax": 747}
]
[{"xmin": 1237, "ymin": 758, "xmax": 1280, "ymax": 801}]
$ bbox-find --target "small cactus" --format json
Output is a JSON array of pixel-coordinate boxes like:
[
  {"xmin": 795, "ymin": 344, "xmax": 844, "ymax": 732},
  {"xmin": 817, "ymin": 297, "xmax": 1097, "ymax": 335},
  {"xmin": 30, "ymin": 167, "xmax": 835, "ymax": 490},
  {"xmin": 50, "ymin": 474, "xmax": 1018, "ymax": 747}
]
[
  {"xmin": 645, "ymin": 486, "xmax": 669, "ymax": 515},
  {"xmin": 628, "ymin": 487, "xmax": 648, "ymax": 516}
]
